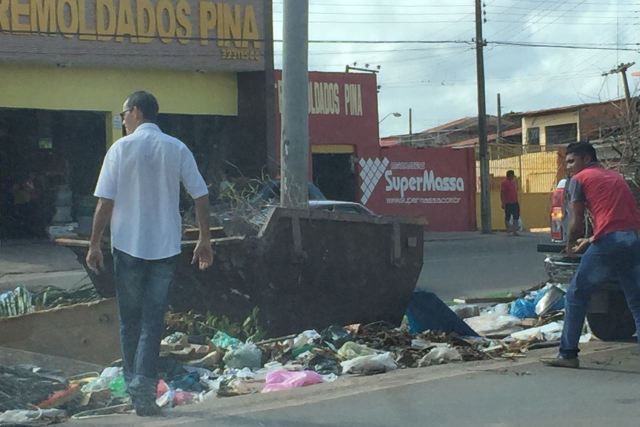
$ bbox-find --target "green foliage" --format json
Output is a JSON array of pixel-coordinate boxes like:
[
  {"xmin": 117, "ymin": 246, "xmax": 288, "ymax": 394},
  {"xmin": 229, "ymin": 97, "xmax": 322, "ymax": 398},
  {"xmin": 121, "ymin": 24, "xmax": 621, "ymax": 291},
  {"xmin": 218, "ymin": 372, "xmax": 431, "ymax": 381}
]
[{"xmin": 165, "ymin": 306, "xmax": 264, "ymax": 343}]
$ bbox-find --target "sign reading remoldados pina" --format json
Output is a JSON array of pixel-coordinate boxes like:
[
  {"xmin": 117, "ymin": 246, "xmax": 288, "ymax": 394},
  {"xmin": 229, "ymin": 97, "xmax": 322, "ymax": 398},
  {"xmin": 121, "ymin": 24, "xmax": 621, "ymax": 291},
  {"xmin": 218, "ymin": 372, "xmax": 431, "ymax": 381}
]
[{"xmin": 0, "ymin": 0, "xmax": 265, "ymax": 71}]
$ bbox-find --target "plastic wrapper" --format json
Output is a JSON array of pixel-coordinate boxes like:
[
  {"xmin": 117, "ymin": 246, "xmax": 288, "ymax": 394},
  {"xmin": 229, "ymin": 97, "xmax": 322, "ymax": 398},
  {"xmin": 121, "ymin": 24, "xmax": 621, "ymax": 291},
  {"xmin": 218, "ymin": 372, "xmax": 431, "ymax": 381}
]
[
  {"xmin": 340, "ymin": 352, "xmax": 397, "ymax": 375},
  {"xmin": 337, "ymin": 342, "xmax": 378, "ymax": 360},
  {"xmin": 418, "ymin": 346, "xmax": 462, "ymax": 366},
  {"xmin": 261, "ymin": 369, "xmax": 324, "ymax": 393},
  {"xmin": 211, "ymin": 331, "xmax": 241, "ymax": 350},
  {"xmin": 222, "ymin": 343, "xmax": 262, "ymax": 369}
]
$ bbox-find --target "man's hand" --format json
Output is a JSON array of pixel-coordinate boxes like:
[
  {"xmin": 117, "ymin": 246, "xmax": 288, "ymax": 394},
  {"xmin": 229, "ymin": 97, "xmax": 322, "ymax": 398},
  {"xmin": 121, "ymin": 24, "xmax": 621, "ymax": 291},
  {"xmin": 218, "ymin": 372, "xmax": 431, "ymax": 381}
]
[
  {"xmin": 572, "ymin": 237, "xmax": 591, "ymax": 254},
  {"xmin": 192, "ymin": 240, "xmax": 213, "ymax": 270},
  {"xmin": 566, "ymin": 237, "xmax": 591, "ymax": 257},
  {"xmin": 86, "ymin": 245, "xmax": 104, "ymax": 274}
]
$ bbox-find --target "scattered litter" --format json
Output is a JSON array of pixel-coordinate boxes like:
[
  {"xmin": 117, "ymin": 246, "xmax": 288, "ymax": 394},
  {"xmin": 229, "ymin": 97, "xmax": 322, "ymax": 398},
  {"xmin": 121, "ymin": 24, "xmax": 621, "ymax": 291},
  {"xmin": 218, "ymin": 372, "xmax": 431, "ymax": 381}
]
[
  {"xmin": 341, "ymin": 352, "xmax": 397, "ymax": 375},
  {"xmin": 211, "ymin": 331, "xmax": 242, "ymax": 350},
  {"xmin": 262, "ymin": 369, "xmax": 324, "ymax": 393},
  {"xmin": 465, "ymin": 314, "xmax": 522, "ymax": 337},
  {"xmin": 0, "ymin": 408, "xmax": 67, "ymax": 424},
  {"xmin": 337, "ymin": 342, "xmax": 379, "ymax": 360},
  {"xmin": 418, "ymin": 346, "xmax": 463, "ymax": 367},
  {"xmin": 222, "ymin": 343, "xmax": 262, "ymax": 370}
]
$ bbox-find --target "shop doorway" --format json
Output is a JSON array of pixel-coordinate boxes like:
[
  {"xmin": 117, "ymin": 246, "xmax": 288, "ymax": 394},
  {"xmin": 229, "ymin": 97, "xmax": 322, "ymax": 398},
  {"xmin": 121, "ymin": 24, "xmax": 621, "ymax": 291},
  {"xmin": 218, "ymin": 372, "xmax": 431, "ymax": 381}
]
[
  {"xmin": 0, "ymin": 109, "xmax": 106, "ymax": 239},
  {"xmin": 312, "ymin": 153, "xmax": 356, "ymax": 202}
]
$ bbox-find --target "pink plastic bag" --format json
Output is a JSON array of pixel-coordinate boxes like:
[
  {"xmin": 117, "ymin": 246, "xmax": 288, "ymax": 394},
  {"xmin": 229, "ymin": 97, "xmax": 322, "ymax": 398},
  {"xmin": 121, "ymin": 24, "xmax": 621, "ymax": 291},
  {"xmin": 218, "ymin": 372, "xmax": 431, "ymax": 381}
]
[
  {"xmin": 262, "ymin": 369, "xmax": 324, "ymax": 393},
  {"xmin": 156, "ymin": 379, "xmax": 169, "ymax": 398}
]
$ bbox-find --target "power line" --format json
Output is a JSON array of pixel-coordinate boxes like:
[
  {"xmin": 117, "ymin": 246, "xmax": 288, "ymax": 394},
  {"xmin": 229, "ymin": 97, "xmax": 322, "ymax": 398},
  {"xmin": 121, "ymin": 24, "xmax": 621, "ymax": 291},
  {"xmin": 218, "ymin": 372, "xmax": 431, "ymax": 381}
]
[{"xmin": 489, "ymin": 40, "xmax": 639, "ymax": 51}]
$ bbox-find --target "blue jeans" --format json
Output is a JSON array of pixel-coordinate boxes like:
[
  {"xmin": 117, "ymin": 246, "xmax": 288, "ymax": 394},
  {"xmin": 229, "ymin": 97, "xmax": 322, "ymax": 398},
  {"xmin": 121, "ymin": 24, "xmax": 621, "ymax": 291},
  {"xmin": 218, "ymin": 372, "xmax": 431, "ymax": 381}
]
[
  {"xmin": 113, "ymin": 248, "xmax": 178, "ymax": 400},
  {"xmin": 560, "ymin": 230, "xmax": 640, "ymax": 358}
]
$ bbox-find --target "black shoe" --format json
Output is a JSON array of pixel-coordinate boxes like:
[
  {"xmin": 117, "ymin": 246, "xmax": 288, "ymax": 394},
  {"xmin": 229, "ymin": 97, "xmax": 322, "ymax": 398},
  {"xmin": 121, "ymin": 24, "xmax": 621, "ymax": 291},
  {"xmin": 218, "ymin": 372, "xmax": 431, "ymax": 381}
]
[
  {"xmin": 540, "ymin": 355, "xmax": 580, "ymax": 369},
  {"xmin": 133, "ymin": 398, "xmax": 162, "ymax": 417}
]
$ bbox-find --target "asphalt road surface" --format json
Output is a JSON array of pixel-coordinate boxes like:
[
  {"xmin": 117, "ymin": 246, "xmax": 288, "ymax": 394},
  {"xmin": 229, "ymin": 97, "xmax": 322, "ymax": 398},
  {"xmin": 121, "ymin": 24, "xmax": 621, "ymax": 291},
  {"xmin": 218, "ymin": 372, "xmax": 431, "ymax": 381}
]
[{"xmin": 416, "ymin": 231, "xmax": 550, "ymax": 301}]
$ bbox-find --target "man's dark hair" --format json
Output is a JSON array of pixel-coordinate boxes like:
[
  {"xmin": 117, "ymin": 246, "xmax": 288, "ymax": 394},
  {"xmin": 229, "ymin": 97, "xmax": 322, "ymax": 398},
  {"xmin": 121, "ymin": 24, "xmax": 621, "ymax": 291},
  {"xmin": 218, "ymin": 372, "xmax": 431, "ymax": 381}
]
[
  {"xmin": 125, "ymin": 91, "xmax": 159, "ymax": 122},
  {"xmin": 506, "ymin": 170, "xmax": 515, "ymax": 178},
  {"xmin": 566, "ymin": 141, "xmax": 598, "ymax": 162}
]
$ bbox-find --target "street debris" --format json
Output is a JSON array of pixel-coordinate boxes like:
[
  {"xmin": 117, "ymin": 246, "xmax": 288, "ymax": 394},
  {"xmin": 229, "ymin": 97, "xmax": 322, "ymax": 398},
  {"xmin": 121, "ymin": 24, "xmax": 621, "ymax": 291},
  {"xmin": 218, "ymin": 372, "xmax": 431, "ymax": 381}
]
[
  {"xmin": 0, "ymin": 283, "xmax": 101, "ymax": 319},
  {"xmin": 0, "ymin": 281, "xmax": 588, "ymax": 424}
]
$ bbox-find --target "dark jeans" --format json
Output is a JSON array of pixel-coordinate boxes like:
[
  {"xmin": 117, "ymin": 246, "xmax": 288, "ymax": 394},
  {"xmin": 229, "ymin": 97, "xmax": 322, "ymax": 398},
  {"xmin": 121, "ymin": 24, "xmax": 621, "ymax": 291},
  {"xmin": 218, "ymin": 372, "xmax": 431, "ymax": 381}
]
[
  {"xmin": 504, "ymin": 203, "xmax": 520, "ymax": 223},
  {"xmin": 112, "ymin": 248, "xmax": 178, "ymax": 400},
  {"xmin": 560, "ymin": 230, "xmax": 640, "ymax": 358}
]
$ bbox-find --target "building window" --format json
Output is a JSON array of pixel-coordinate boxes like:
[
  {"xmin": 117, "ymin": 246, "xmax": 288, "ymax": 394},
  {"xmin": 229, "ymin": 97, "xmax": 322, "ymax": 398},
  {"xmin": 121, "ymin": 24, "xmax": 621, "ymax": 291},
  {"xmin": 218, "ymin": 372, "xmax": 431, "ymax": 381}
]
[
  {"xmin": 527, "ymin": 127, "xmax": 540, "ymax": 145},
  {"xmin": 545, "ymin": 123, "xmax": 577, "ymax": 145}
]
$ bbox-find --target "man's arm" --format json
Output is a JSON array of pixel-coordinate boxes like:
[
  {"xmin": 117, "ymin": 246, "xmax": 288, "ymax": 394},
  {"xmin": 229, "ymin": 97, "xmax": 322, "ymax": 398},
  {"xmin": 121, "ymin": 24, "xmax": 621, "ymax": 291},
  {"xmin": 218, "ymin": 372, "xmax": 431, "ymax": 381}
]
[
  {"xmin": 566, "ymin": 201, "xmax": 586, "ymax": 255},
  {"xmin": 86, "ymin": 198, "xmax": 114, "ymax": 273},
  {"xmin": 191, "ymin": 195, "xmax": 213, "ymax": 270}
]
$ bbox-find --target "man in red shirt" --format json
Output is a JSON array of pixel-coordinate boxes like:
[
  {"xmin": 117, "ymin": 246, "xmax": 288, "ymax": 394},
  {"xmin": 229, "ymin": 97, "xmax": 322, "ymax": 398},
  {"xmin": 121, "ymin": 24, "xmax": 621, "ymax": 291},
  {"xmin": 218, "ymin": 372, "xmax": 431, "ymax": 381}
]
[
  {"xmin": 542, "ymin": 141, "xmax": 640, "ymax": 368},
  {"xmin": 500, "ymin": 170, "xmax": 520, "ymax": 235}
]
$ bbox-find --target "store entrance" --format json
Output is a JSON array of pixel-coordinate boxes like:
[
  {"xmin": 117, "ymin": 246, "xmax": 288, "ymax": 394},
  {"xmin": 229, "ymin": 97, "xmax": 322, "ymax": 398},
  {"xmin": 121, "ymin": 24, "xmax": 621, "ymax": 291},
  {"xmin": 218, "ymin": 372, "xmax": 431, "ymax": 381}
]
[
  {"xmin": 312, "ymin": 153, "xmax": 356, "ymax": 202},
  {"xmin": 0, "ymin": 109, "xmax": 106, "ymax": 239}
]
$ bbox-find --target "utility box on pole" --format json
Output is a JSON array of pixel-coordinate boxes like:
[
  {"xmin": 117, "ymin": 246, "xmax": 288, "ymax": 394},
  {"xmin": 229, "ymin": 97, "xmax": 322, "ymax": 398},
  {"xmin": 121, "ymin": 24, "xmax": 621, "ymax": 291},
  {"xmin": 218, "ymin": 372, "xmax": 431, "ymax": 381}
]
[{"xmin": 280, "ymin": 0, "xmax": 309, "ymax": 209}]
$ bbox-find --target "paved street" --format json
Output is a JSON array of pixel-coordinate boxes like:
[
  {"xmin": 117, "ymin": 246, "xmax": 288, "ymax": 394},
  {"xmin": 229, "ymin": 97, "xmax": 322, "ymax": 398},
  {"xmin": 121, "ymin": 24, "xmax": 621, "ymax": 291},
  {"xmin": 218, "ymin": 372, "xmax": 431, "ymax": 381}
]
[
  {"xmin": 0, "ymin": 231, "xmax": 550, "ymax": 299},
  {"xmin": 0, "ymin": 241, "xmax": 86, "ymax": 292},
  {"xmin": 65, "ymin": 341, "xmax": 640, "ymax": 427},
  {"xmin": 417, "ymin": 231, "xmax": 549, "ymax": 301}
]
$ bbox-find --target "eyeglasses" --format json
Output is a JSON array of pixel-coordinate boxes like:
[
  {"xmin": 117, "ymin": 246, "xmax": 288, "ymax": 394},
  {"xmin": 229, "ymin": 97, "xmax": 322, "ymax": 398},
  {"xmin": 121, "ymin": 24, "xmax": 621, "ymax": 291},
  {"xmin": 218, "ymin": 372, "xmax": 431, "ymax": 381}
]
[{"xmin": 119, "ymin": 108, "xmax": 132, "ymax": 120}]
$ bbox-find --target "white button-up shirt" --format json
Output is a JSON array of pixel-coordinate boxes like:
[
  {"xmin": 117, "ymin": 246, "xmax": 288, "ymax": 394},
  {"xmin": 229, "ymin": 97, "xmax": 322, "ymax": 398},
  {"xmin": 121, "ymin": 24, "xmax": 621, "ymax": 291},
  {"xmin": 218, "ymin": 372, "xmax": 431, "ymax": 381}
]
[{"xmin": 94, "ymin": 123, "xmax": 208, "ymax": 260}]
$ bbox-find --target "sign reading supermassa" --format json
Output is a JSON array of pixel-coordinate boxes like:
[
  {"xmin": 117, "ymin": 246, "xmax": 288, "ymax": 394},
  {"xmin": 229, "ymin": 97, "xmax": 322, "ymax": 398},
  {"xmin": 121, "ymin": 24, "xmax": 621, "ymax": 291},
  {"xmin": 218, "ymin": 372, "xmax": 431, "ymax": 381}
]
[{"xmin": 0, "ymin": 0, "xmax": 265, "ymax": 71}]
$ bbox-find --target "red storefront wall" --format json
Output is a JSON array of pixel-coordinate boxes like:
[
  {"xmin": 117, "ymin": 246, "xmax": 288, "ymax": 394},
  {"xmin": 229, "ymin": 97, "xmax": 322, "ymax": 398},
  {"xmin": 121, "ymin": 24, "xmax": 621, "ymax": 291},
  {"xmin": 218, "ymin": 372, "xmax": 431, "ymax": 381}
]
[
  {"xmin": 356, "ymin": 145, "xmax": 477, "ymax": 231},
  {"xmin": 274, "ymin": 70, "xmax": 379, "ymax": 151},
  {"xmin": 274, "ymin": 70, "xmax": 476, "ymax": 231}
]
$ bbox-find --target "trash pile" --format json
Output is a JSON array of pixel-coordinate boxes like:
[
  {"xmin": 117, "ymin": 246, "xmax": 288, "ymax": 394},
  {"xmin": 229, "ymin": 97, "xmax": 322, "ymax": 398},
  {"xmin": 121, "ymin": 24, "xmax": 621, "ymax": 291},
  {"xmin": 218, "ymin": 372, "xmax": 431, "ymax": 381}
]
[
  {"xmin": 455, "ymin": 283, "xmax": 592, "ymax": 351},
  {"xmin": 0, "ymin": 284, "xmax": 589, "ymax": 424},
  {"xmin": 0, "ymin": 284, "xmax": 101, "ymax": 318},
  {"xmin": 0, "ymin": 320, "xmax": 499, "ymax": 423}
]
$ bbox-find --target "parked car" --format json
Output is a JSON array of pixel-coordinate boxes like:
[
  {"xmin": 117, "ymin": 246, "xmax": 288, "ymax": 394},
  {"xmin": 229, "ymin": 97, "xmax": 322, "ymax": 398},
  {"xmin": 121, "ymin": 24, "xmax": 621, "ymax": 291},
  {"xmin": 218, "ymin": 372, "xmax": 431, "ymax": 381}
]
[
  {"xmin": 251, "ymin": 180, "xmax": 326, "ymax": 204},
  {"xmin": 309, "ymin": 200, "xmax": 375, "ymax": 216}
]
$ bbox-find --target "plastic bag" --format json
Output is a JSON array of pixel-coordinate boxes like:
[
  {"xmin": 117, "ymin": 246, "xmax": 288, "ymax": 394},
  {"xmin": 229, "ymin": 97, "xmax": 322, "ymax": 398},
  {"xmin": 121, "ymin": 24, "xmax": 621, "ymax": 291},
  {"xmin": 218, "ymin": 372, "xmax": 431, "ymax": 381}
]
[
  {"xmin": 464, "ymin": 314, "xmax": 522, "ymax": 336},
  {"xmin": 510, "ymin": 298, "xmax": 537, "ymax": 319},
  {"xmin": 222, "ymin": 343, "xmax": 262, "ymax": 369},
  {"xmin": 418, "ymin": 346, "xmax": 462, "ymax": 366},
  {"xmin": 81, "ymin": 367, "xmax": 121, "ymax": 393},
  {"xmin": 293, "ymin": 330, "xmax": 321, "ymax": 348},
  {"xmin": 337, "ymin": 342, "xmax": 378, "ymax": 360},
  {"xmin": 340, "ymin": 352, "xmax": 397, "ymax": 375},
  {"xmin": 211, "ymin": 331, "xmax": 241, "ymax": 350},
  {"xmin": 262, "ymin": 369, "xmax": 324, "ymax": 393},
  {"xmin": 320, "ymin": 325, "xmax": 352, "ymax": 348}
]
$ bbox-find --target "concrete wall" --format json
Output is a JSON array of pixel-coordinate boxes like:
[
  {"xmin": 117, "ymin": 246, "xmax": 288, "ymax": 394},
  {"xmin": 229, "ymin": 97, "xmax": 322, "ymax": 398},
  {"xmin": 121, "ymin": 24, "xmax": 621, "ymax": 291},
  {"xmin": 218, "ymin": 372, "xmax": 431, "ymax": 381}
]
[{"xmin": 476, "ymin": 192, "xmax": 551, "ymax": 231}]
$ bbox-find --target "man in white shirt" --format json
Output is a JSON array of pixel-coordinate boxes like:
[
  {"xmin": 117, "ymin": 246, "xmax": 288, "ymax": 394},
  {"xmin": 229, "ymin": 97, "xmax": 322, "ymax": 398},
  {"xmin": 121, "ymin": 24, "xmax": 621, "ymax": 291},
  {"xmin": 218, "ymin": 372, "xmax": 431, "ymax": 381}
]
[{"xmin": 86, "ymin": 91, "xmax": 213, "ymax": 416}]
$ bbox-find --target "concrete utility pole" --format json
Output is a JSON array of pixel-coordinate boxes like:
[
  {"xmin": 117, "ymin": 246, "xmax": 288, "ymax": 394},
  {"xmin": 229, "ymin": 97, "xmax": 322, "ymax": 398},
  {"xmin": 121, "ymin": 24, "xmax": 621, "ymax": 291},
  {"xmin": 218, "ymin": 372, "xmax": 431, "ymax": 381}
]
[
  {"xmin": 280, "ymin": 0, "xmax": 309, "ymax": 208},
  {"xmin": 475, "ymin": 0, "xmax": 491, "ymax": 233},
  {"xmin": 496, "ymin": 93, "xmax": 502, "ymax": 144},
  {"xmin": 603, "ymin": 62, "xmax": 635, "ymax": 123}
]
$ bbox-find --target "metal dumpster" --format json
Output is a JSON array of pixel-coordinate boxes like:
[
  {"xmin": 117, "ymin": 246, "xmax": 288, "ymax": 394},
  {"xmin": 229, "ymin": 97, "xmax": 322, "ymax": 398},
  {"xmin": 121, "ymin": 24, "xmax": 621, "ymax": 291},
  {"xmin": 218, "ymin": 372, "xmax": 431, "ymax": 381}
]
[{"xmin": 58, "ymin": 207, "xmax": 425, "ymax": 337}]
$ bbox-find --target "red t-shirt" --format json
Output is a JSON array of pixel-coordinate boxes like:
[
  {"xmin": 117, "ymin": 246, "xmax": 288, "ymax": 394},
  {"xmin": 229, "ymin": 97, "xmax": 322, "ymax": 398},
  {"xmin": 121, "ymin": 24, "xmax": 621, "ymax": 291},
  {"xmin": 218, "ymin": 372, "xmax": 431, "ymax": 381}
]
[
  {"xmin": 500, "ymin": 179, "xmax": 518, "ymax": 204},
  {"xmin": 568, "ymin": 164, "xmax": 640, "ymax": 240}
]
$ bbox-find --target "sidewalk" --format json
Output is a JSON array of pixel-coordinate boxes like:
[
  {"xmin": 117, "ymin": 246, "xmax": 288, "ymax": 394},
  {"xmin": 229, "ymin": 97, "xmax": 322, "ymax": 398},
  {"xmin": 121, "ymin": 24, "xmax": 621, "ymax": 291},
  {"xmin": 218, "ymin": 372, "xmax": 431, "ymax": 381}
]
[{"xmin": 0, "ymin": 240, "xmax": 86, "ymax": 291}]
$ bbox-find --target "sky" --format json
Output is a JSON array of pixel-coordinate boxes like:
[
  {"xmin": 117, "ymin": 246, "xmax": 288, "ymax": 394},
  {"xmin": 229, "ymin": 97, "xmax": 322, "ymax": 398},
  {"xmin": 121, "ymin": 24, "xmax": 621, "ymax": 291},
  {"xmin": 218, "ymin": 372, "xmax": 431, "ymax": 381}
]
[{"xmin": 271, "ymin": 0, "xmax": 640, "ymax": 137}]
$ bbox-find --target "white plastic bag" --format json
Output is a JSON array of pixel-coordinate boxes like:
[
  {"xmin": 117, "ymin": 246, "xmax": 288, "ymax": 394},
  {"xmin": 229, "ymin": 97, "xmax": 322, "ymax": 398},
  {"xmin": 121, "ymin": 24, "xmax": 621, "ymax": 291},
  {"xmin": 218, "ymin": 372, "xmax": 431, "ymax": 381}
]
[
  {"xmin": 418, "ymin": 346, "xmax": 462, "ymax": 366},
  {"xmin": 340, "ymin": 352, "xmax": 397, "ymax": 374}
]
